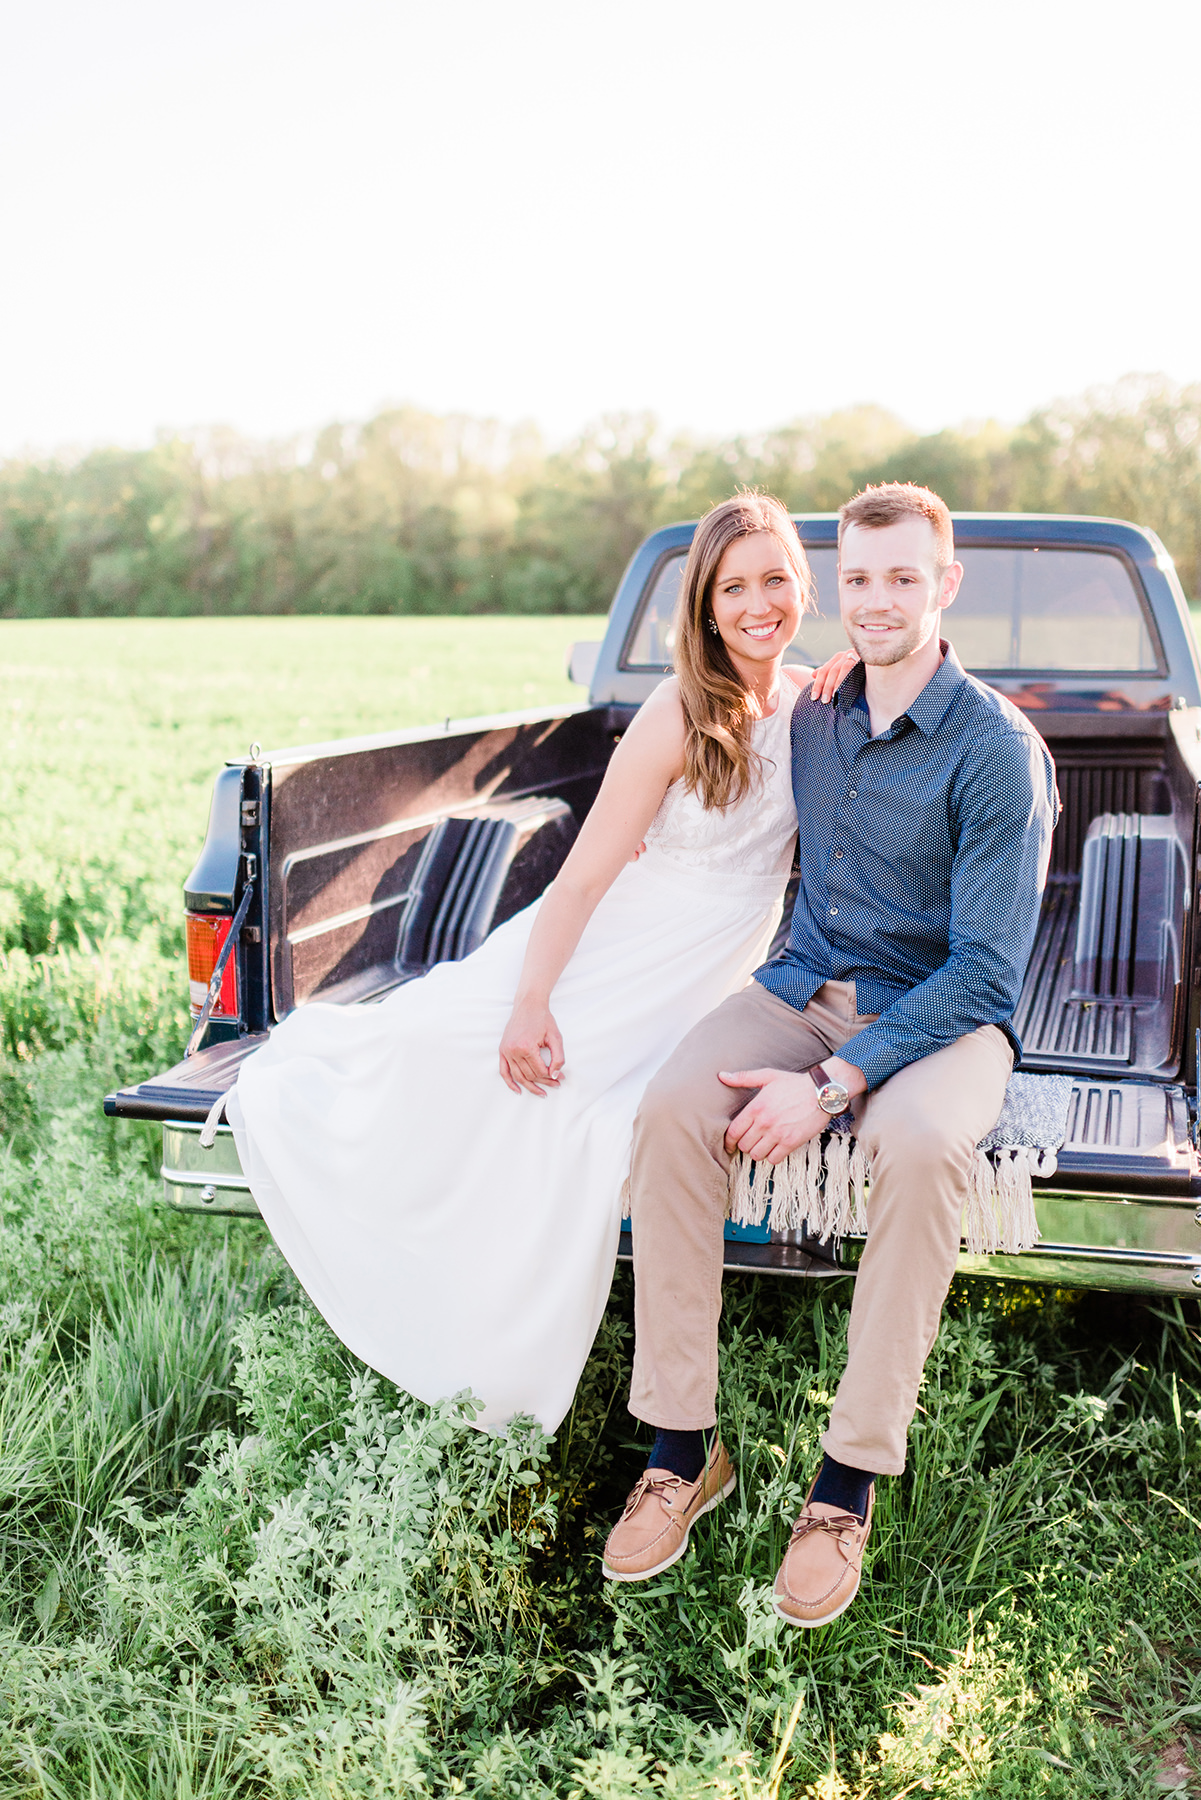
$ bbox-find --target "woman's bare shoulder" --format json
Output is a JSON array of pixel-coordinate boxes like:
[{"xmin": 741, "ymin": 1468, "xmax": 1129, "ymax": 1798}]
[
  {"xmin": 628, "ymin": 675, "xmax": 685, "ymax": 736},
  {"xmin": 642, "ymin": 674, "xmax": 684, "ymax": 712},
  {"xmin": 615, "ymin": 677, "xmax": 686, "ymax": 778}
]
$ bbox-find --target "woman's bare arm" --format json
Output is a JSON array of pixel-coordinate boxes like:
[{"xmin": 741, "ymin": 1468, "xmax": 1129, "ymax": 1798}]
[{"xmin": 499, "ymin": 680, "xmax": 686, "ymax": 1096}]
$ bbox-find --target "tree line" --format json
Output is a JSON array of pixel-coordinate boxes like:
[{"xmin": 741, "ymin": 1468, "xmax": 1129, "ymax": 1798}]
[{"xmin": 3, "ymin": 374, "xmax": 1200, "ymax": 618}]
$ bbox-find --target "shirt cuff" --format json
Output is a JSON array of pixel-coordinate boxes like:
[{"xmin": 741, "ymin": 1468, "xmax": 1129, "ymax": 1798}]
[{"xmin": 830, "ymin": 1024, "xmax": 907, "ymax": 1092}]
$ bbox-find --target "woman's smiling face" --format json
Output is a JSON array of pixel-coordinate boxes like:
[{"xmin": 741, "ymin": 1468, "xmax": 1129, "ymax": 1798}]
[{"xmin": 709, "ymin": 530, "xmax": 804, "ymax": 680}]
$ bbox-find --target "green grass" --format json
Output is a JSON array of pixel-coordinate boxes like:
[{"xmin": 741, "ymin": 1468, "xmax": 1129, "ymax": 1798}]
[{"xmin": 0, "ymin": 617, "xmax": 1199, "ymax": 1796}]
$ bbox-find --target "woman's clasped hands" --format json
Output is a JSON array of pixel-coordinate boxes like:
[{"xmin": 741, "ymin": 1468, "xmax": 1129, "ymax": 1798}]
[{"xmin": 499, "ymin": 996, "xmax": 565, "ymax": 1096}]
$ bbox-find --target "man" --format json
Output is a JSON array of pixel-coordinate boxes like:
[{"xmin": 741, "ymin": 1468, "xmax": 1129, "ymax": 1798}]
[{"xmin": 602, "ymin": 482, "xmax": 1058, "ymax": 1626}]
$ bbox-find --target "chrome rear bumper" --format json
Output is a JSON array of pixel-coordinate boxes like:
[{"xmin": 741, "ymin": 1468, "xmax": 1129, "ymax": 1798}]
[{"xmin": 161, "ymin": 1121, "xmax": 260, "ymax": 1217}]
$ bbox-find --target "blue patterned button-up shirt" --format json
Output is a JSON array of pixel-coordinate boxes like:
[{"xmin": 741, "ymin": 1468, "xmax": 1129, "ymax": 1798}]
[{"xmin": 754, "ymin": 642, "xmax": 1059, "ymax": 1090}]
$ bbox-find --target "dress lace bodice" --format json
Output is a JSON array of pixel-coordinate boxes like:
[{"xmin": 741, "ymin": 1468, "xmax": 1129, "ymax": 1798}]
[{"xmin": 640, "ymin": 674, "xmax": 800, "ymax": 890}]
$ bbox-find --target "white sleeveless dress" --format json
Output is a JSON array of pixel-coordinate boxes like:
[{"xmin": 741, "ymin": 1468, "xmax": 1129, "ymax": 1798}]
[{"xmin": 228, "ymin": 677, "xmax": 801, "ymax": 1433}]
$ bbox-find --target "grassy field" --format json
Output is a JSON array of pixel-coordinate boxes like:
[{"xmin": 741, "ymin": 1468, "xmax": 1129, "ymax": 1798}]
[{"xmin": 0, "ymin": 617, "xmax": 1200, "ymax": 1797}]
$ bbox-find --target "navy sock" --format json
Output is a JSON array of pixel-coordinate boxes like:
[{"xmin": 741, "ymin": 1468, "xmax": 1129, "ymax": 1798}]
[
  {"xmin": 648, "ymin": 1427, "xmax": 709, "ymax": 1483},
  {"xmin": 810, "ymin": 1453, "xmax": 874, "ymax": 1520}
]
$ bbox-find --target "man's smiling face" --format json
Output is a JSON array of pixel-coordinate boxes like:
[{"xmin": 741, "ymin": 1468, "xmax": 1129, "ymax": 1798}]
[{"xmin": 838, "ymin": 516, "xmax": 962, "ymax": 667}]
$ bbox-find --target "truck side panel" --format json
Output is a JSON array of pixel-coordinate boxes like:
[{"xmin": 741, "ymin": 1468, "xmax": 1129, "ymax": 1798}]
[
  {"xmin": 266, "ymin": 706, "xmax": 619, "ymax": 1015},
  {"xmin": 105, "ymin": 704, "xmax": 624, "ymax": 1123}
]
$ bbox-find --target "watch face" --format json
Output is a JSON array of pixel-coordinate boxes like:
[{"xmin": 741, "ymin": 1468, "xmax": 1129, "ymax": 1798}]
[{"xmin": 818, "ymin": 1083, "xmax": 850, "ymax": 1114}]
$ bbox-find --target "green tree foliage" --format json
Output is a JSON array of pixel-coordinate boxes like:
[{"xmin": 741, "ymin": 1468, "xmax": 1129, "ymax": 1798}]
[
  {"xmin": 506, "ymin": 414, "xmax": 664, "ymax": 613},
  {"xmin": 1011, "ymin": 376, "xmax": 1201, "ymax": 597},
  {"xmin": 4, "ymin": 375, "xmax": 1201, "ymax": 617}
]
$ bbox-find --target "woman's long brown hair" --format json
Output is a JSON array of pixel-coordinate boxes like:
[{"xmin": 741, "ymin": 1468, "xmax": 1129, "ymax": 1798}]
[{"xmin": 673, "ymin": 491, "xmax": 814, "ymax": 810}]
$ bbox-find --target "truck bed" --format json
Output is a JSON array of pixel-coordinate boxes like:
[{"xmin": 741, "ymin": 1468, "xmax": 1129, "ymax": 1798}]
[
  {"xmin": 1014, "ymin": 725, "xmax": 1192, "ymax": 1077},
  {"xmin": 105, "ymin": 512, "xmax": 1201, "ymax": 1294}
]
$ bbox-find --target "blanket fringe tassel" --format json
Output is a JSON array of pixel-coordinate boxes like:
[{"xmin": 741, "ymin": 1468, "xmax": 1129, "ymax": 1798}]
[{"xmin": 728, "ymin": 1139, "xmax": 1050, "ymax": 1256}]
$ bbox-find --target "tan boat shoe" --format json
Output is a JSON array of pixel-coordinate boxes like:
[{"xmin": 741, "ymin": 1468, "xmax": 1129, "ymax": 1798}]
[
  {"xmin": 771, "ymin": 1483, "xmax": 874, "ymax": 1628},
  {"xmin": 602, "ymin": 1440, "xmax": 736, "ymax": 1582}
]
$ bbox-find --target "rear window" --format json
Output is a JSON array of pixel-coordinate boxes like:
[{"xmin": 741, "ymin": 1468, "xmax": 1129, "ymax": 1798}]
[{"xmin": 622, "ymin": 543, "xmax": 1160, "ymax": 675}]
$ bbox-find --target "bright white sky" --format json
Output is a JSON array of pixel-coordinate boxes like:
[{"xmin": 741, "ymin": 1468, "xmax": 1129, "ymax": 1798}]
[{"xmin": 2, "ymin": 0, "xmax": 1199, "ymax": 456}]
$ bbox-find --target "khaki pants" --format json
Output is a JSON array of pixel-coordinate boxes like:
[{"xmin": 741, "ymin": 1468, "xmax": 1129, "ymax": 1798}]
[{"xmin": 627, "ymin": 979, "xmax": 1013, "ymax": 1475}]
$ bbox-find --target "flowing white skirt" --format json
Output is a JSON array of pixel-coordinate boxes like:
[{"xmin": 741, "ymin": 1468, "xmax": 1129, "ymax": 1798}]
[{"xmin": 228, "ymin": 849, "xmax": 785, "ymax": 1433}]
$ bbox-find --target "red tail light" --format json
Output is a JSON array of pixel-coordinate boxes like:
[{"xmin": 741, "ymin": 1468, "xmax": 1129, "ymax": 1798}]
[{"xmin": 185, "ymin": 912, "xmax": 239, "ymax": 1020}]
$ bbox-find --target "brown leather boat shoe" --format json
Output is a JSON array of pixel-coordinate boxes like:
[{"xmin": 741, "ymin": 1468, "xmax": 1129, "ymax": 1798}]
[
  {"xmin": 771, "ymin": 1484, "xmax": 874, "ymax": 1627},
  {"xmin": 602, "ymin": 1440, "xmax": 736, "ymax": 1581}
]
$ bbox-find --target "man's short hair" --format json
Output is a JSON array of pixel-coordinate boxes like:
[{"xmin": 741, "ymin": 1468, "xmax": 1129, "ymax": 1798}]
[{"xmin": 838, "ymin": 482, "xmax": 954, "ymax": 570}]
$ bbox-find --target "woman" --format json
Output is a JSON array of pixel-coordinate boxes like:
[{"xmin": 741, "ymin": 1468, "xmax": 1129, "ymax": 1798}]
[{"xmin": 228, "ymin": 493, "xmax": 854, "ymax": 1432}]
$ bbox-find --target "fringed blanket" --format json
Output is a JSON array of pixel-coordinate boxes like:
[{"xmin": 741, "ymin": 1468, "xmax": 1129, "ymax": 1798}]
[{"xmin": 727, "ymin": 1072, "xmax": 1073, "ymax": 1256}]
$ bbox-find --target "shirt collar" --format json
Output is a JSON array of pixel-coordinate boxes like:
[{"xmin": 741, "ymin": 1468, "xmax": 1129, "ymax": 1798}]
[
  {"xmin": 834, "ymin": 660, "xmax": 867, "ymax": 712},
  {"xmin": 834, "ymin": 639, "xmax": 968, "ymax": 737}
]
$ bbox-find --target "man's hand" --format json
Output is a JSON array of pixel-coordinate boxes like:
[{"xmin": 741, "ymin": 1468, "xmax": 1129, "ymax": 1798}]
[
  {"xmin": 719, "ymin": 1068, "xmax": 826, "ymax": 1163},
  {"xmin": 719, "ymin": 1058, "xmax": 866, "ymax": 1163}
]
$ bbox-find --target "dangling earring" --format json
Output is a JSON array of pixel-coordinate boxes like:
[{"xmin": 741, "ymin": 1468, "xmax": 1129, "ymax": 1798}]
[{"xmin": 707, "ymin": 615, "xmax": 719, "ymax": 635}]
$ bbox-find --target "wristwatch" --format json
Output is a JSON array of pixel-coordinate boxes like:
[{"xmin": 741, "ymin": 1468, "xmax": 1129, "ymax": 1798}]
[{"xmin": 809, "ymin": 1063, "xmax": 852, "ymax": 1118}]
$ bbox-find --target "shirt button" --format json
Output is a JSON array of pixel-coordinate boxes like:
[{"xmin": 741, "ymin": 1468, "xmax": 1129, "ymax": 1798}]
[
  {"xmin": 848, "ymin": 789, "xmax": 857, "ymax": 799},
  {"xmin": 829, "ymin": 906, "xmax": 838, "ymax": 916},
  {"xmin": 834, "ymin": 849, "xmax": 843, "ymax": 858}
]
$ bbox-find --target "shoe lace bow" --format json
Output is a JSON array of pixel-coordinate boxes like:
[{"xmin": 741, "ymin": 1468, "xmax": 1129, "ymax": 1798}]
[
  {"xmin": 620, "ymin": 1471, "xmax": 685, "ymax": 1519},
  {"xmin": 789, "ymin": 1508, "xmax": 862, "ymax": 1557}
]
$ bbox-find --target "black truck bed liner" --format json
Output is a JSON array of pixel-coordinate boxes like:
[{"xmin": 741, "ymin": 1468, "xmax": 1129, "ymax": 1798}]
[
  {"xmin": 1015, "ymin": 810, "xmax": 1188, "ymax": 1075},
  {"xmin": 104, "ymin": 1035, "xmax": 268, "ymax": 1123}
]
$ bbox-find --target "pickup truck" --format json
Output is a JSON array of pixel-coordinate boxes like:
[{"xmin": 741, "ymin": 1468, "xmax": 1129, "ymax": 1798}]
[{"xmin": 105, "ymin": 513, "xmax": 1201, "ymax": 1295}]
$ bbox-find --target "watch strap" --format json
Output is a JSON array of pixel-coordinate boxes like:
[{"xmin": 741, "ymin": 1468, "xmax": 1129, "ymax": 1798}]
[{"xmin": 810, "ymin": 1063, "xmax": 852, "ymax": 1118}]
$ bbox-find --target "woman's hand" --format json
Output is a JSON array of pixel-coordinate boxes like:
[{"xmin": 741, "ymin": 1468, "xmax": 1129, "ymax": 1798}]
[
  {"xmin": 808, "ymin": 648, "xmax": 860, "ymax": 704},
  {"xmin": 499, "ymin": 999, "xmax": 565, "ymax": 1097}
]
